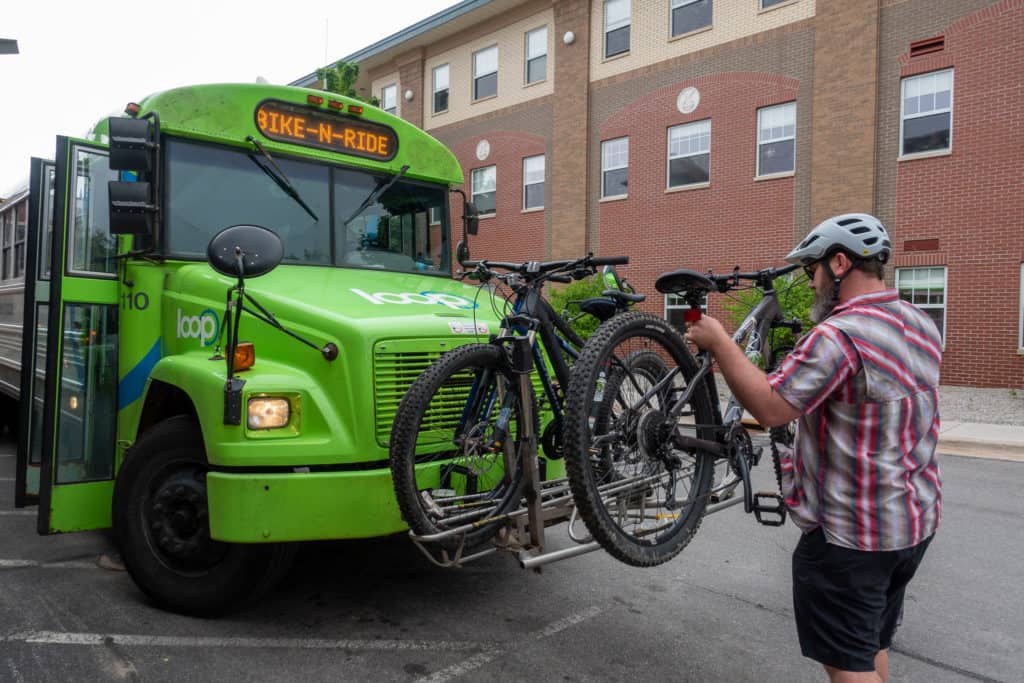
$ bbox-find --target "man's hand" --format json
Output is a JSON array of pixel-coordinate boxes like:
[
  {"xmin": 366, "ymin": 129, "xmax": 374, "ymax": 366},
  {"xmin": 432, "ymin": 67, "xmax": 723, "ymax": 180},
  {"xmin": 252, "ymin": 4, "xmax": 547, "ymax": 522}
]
[{"xmin": 684, "ymin": 315, "xmax": 731, "ymax": 353}]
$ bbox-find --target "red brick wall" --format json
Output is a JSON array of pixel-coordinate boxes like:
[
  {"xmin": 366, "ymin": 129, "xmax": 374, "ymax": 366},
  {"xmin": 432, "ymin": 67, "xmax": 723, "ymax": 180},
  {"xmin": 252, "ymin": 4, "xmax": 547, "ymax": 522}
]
[
  {"xmin": 892, "ymin": 0, "xmax": 1024, "ymax": 387},
  {"xmin": 448, "ymin": 131, "xmax": 547, "ymax": 263},
  {"xmin": 596, "ymin": 72, "xmax": 799, "ymax": 323}
]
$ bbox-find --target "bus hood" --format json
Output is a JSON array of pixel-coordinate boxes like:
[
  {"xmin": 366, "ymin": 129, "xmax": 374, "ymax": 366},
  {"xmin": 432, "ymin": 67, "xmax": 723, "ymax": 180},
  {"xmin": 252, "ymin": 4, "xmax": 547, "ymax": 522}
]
[{"xmin": 173, "ymin": 264, "xmax": 502, "ymax": 340}]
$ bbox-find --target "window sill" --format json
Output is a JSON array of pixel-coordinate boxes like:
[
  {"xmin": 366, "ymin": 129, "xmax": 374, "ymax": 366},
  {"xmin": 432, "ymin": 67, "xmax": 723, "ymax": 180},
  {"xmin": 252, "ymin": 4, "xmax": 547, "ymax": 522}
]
[
  {"xmin": 523, "ymin": 78, "xmax": 547, "ymax": 89},
  {"xmin": 600, "ymin": 194, "xmax": 628, "ymax": 203},
  {"xmin": 758, "ymin": 0, "xmax": 800, "ymax": 15},
  {"xmin": 898, "ymin": 149, "xmax": 952, "ymax": 162},
  {"xmin": 665, "ymin": 182, "xmax": 710, "ymax": 193},
  {"xmin": 1018, "ymin": 348, "xmax": 1024, "ymax": 356},
  {"xmin": 430, "ymin": 109, "xmax": 449, "ymax": 117},
  {"xmin": 669, "ymin": 25, "xmax": 713, "ymax": 43},
  {"xmin": 472, "ymin": 94, "xmax": 498, "ymax": 105},
  {"xmin": 754, "ymin": 170, "xmax": 795, "ymax": 182},
  {"xmin": 602, "ymin": 50, "xmax": 630, "ymax": 64},
  {"xmin": 477, "ymin": 213, "xmax": 496, "ymax": 220},
  {"xmin": 521, "ymin": 206, "xmax": 544, "ymax": 214}
]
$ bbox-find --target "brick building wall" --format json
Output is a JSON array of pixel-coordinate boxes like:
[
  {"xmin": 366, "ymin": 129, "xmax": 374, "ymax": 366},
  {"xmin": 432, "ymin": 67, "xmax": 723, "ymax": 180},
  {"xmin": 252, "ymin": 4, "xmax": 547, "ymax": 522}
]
[
  {"xmin": 882, "ymin": 0, "xmax": 1024, "ymax": 386},
  {"xmin": 336, "ymin": 0, "xmax": 1021, "ymax": 387}
]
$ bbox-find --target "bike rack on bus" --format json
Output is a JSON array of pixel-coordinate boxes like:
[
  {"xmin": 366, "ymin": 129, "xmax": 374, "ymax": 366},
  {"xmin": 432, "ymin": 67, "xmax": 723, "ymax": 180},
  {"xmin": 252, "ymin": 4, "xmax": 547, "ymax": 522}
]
[{"xmin": 406, "ymin": 439, "xmax": 752, "ymax": 572}]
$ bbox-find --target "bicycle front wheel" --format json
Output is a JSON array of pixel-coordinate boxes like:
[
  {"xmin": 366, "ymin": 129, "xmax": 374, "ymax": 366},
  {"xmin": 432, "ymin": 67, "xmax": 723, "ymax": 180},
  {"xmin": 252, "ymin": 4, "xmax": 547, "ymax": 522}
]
[
  {"xmin": 389, "ymin": 343, "xmax": 535, "ymax": 551},
  {"xmin": 564, "ymin": 312, "xmax": 717, "ymax": 566}
]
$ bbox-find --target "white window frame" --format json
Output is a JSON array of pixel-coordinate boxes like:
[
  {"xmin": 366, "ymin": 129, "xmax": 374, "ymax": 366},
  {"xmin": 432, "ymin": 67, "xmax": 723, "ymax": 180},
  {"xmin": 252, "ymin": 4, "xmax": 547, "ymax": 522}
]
[
  {"xmin": 601, "ymin": 137, "xmax": 629, "ymax": 199},
  {"xmin": 432, "ymin": 64, "xmax": 450, "ymax": 114},
  {"xmin": 760, "ymin": 0, "xmax": 791, "ymax": 9},
  {"xmin": 665, "ymin": 292, "xmax": 708, "ymax": 329},
  {"xmin": 604, "ymin": 0, "xmax": 630, "ymax": 59},
  {"xmin": 899, "ymin": 68, "xmax": 954, "ymax": 158},
  {"xmin": 757, "ymin": 102, "xmax": 796, "ymax": 177},
  {"xmin": 667, "ymin": 119, "xmax": 711, "ymax": 188},
  {"xmin": 473, "ymin": 46, "xmax": 499, "ymax": 101},
  {"xmin": 670, "ymin": 0, "xmax": 713, "ymax": 38},
  {"xmin": 525, "ymin": 27, "xmax": 548, "ymax": 85},
  {"xmin": 522, "ymin": 155, "xmax": 545, "ymax": 210},
  {"xmin": 471, "ymin": 165, "xmax": 497, "ymax": 216},
  {"xmin": 381, "ymin": 84, "xmax": 397, "ymax": 115},
  {"xmin": 1019, "ymin": 263, "xmax": 1024, "ymax": 352},
  {"xmin": 896, "ymin": 266, "xmax": 948, "ymax": 344}
]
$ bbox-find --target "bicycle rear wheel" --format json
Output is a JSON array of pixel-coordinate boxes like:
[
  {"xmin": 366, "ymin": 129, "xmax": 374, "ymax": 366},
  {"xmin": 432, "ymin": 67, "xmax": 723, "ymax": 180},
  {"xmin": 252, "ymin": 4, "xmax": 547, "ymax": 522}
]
[
  {"xmin": 564, "ymin": 312, "xmax": 717, "ymax": 566},
  {"xmin": 389, "ymin": 343, "xmax": 535, "ymax": 551}
]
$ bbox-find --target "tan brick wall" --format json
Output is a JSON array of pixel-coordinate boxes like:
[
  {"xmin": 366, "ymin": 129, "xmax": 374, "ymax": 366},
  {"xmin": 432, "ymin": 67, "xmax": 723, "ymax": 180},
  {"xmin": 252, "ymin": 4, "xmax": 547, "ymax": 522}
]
[
  {"xmin": 808, "ymin": 0, "xmax": 880, "ymax": 226},
  {"xmin": 589, "ymin": 0, "xmax": 816, "ymax": 81},
  {"xmin": 422, "ymin": 8, "xmax": 556, "ymax": 132}
]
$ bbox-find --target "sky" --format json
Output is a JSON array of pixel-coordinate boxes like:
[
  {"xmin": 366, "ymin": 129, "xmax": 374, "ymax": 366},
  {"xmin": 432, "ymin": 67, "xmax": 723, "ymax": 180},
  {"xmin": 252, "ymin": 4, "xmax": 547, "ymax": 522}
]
[{"xmin": 0, "ymin": 0, "xmax": 456, "ymax": 196}]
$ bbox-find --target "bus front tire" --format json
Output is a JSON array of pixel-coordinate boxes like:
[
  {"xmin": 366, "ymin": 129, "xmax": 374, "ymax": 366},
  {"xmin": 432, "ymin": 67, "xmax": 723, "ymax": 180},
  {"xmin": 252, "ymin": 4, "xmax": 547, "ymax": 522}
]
[{"xmin": 112, "ymin": 415, "xmax": 294, "ymax": 616}]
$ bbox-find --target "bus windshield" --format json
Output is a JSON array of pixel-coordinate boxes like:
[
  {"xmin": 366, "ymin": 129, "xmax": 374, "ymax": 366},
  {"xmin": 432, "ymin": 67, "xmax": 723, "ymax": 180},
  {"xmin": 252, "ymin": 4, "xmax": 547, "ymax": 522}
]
[{"xmin": 163, "ymin": 138, "xmax": 450, "ymax": 274}]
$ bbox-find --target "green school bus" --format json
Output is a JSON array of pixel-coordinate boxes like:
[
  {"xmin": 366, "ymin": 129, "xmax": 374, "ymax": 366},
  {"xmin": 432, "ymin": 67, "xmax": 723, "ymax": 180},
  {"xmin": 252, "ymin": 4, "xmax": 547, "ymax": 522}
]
[{"xmin": 12, "ymin": 82, "xmax": 512, "ymax": 614}]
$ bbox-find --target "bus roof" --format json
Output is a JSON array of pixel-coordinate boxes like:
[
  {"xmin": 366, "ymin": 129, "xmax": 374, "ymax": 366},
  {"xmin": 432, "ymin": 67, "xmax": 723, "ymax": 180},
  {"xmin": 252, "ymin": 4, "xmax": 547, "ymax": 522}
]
[{"xmin": 91, "ymin": 83, "xmax": 463, "ymax": 186}]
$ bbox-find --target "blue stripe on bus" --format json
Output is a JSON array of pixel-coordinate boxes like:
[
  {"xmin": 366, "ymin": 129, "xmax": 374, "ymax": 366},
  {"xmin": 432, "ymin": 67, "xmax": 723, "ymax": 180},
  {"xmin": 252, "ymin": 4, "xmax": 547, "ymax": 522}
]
[{"xmin": 118, "ymin": 339, "xmax": 162, "ymax": 410}]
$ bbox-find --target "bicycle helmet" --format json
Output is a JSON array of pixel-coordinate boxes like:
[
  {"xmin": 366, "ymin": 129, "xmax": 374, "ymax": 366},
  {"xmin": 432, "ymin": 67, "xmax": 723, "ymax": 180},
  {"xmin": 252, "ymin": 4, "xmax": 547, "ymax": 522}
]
[{"xmin": 785, "ymin": 213, "xmax": 892, "ymax": 266}]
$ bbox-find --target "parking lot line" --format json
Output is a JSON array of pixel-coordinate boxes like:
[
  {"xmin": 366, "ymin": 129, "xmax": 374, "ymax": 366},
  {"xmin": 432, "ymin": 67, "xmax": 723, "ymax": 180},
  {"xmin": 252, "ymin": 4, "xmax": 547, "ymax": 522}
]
[
  {"xmin": 0, "ymin": 631, "xmax": 487, "ymax": 652},
  {"xmin": 415, "ymin": 605, "xmax": 604, "ymax": 683},
  {"xmin": 0, "ymin": 559, "xmax": 97, "ymax": 569}
]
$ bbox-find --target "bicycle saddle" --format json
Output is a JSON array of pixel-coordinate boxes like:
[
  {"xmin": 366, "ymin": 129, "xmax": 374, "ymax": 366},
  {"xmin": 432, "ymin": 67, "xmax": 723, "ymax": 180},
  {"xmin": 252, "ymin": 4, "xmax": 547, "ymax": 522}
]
[
  {"xmin": 577, "ymin": 297, "xmax": 618, "ymax": 322},
  {"xmin": 655, "ymin": 269, "xmax": 715, "ymax": 294}
]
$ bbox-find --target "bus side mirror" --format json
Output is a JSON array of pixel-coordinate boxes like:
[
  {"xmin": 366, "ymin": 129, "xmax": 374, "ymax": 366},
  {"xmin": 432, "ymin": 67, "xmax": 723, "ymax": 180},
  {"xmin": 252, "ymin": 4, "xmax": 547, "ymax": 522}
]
[
  {"xmin": 464, "ymin": 201, "xmax": 479, "ymax": 236},
  {"xmin": 108, "ymin": 117, "xmax": 155, "ymax": 172},
  {"xmin": 109, "ymin": 180, "xmax": 155, "ymax": 235}
]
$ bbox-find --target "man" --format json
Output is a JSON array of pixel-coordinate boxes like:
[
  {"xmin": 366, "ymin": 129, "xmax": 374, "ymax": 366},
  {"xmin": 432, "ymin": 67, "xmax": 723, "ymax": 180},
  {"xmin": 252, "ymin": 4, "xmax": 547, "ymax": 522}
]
[{"xmin": 685, "ymin": 213, "xmax": 942, "ymax": 683}]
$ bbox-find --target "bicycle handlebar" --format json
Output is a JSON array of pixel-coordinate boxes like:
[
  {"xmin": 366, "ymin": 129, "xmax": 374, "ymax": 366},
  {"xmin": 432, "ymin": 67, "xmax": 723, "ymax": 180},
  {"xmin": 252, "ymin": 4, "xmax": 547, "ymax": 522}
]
[
  {"xmin": 460, "ymin": 254, "xmax": 629, "ymax": 279},
  {"xmin": 709, "ymin": 263, "xmax": 801, "ymax": 292}
]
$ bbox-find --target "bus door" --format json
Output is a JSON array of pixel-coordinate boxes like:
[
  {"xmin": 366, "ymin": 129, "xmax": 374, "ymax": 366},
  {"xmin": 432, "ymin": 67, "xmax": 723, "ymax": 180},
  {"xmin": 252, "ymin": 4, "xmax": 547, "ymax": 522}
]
[
  {"xmin": 20, "ymin": 137, "xmax": 119, "ymax": 533},
  {"xmin": 15, "ymin": 157, "xmax": 54, "ymax": 507}
]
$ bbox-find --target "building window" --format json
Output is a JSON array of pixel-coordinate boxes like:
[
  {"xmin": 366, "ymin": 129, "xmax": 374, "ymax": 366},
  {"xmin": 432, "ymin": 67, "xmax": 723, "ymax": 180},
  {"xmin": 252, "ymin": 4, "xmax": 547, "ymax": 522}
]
[
  {"xmin": 432, "ymin": 64, "xmax": 449, "ymax": 114},
  {"xmin": 604, "ymin": 0, "xmax": 630, "ymax": 58},
  {"xmin": 0, "ymin": 209, "xmax": 11, "ymax": 280},
  {"xmin": 472, "ymin": 166, "xmax": 496, "ymax": 215},
  {"xmin": 381, "ymin": 84, "xmax": 397, "ymax": 115},
  {"xmin": 757, "ymin": 102, "xmax": 796, "ymax": 176},
  {"xmin": 668, "ymin": 119, "xmax": 711, "ymax": 188},
  {"xmin": 760, "ymin": 0, "xmax": 790, "ymax": 8},
  {"xmin": 897, "ymin": 266, "xmax": 947, "ymax": 342},
  {"xmin": 665, "ymin": 292, "xmax": 707, "ymax": 331},
  {"xmin": 601, "ymin": 137, "xmax": 629, "ymax": 199},
  {"xmin": 901, "ymin": 69, "xmax": 953, "ymax": 156},
  {"xmin": 14, "ymin": 201, "xmax": 26, "ymax": 278},
  {"xmin": 473, "ymin": 46, "xmax": 498, "ymax": 100},
  {"xmin": 523, "ymin": 155, "xmax": 545, "ymax": 210},
  {"xmin": 671, "ymin": 0, "xmax": 712, "ymax": 37},
  {"xmin": 525, "ymin": 27, "xmax": 547, "ymax": 84}
]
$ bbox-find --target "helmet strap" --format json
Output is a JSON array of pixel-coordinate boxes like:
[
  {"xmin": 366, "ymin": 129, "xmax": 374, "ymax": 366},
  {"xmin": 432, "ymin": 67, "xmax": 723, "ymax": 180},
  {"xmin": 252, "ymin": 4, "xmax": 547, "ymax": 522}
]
[{"xmin": 821, "ymin": 254, "xmax": 859, "ymax": 304}]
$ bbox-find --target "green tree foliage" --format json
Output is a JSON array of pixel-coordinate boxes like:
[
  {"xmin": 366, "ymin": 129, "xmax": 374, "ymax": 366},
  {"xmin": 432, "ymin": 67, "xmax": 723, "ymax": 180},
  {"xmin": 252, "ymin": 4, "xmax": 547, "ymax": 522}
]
[
  {"xmin": 721, "ymin": 274, "xmax": 813, "ymax": 366},
  {"xmin": 547, "ymin": 276, "xmax": 607, "ymax": 341},
  {"xmin": 315, "ymin": 60, "xmax": 380, "ymax": 106}
]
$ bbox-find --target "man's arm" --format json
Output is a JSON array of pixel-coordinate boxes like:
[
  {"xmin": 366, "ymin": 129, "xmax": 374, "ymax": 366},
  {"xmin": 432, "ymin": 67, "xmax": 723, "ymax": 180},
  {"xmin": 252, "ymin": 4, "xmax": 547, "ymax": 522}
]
[{"xmin": 685, "ymin": 316, "xmax": 801, "ymax": 428}]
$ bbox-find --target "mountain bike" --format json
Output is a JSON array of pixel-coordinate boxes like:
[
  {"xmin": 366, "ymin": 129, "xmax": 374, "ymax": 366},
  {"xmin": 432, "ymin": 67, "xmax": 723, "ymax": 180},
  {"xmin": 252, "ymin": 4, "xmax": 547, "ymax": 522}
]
[
  {"xmin": 562, "ymin": 264, "xmax": 803, "ymax": 567},
  {"xmin": 388, "ymin": 254, "xmax": 646, "ymax": 559}
]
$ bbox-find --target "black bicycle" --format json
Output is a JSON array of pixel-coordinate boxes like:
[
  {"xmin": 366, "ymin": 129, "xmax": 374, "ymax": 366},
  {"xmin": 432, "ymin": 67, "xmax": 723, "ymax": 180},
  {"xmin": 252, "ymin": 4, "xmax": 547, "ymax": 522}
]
[
  {"xmin": 562, "ymin": 264, "xmax": 803, "ymax": 567},
  {"xmin": 388, "ymin": 254, "xmax": 649, "ymax": 553}
]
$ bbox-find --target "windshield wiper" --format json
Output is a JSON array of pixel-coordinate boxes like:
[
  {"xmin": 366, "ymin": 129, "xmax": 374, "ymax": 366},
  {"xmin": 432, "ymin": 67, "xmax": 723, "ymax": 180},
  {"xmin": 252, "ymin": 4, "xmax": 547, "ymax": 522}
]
[
  {"xmin": 245, "ymin": 135, "xmax": 319, "ymax": 222},
  {"xmin": 342, "ymin": 164, "xmax": 411, "ymax": 227}
]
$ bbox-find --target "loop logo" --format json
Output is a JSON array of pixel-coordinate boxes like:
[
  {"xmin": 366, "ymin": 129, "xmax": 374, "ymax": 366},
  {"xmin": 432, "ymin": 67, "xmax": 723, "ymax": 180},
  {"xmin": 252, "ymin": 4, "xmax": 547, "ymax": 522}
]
[
  {"xmin": 176, "ymin": 308, "xmax": 220, "ymax": 347},
  {"xmin": 351, "ymin": 289, "xmax": 478, "ymax": 310}
]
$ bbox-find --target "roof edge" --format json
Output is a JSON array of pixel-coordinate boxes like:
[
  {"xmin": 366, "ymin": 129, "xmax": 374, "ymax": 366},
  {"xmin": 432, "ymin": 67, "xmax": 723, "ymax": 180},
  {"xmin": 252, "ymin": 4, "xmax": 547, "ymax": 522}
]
[{"xmin": 289, "ymin": 0, "xmax": 494, "ymax": 87}]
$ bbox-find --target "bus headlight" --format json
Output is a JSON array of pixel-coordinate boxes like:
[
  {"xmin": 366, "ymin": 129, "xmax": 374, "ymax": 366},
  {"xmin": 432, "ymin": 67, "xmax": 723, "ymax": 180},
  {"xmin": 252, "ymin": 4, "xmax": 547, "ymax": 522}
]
[{"xmin": 247, "ymin": 397, "xmax": 290, "ymax": 430}]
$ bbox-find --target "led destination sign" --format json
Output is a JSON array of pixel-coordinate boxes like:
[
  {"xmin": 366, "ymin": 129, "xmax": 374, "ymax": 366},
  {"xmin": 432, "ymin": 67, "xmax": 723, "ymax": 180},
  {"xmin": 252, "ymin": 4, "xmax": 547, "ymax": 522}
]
[{"xmin": 255, "ymin": 100, "xmax": 398, "ymax": 161}]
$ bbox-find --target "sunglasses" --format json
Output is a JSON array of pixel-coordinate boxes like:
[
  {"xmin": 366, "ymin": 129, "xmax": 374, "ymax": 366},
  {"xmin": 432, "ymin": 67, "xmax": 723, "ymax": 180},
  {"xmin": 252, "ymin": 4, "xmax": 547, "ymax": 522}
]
[{"xmin": 803, "ymin": 261, "xmax": 820, "ymax": 280}]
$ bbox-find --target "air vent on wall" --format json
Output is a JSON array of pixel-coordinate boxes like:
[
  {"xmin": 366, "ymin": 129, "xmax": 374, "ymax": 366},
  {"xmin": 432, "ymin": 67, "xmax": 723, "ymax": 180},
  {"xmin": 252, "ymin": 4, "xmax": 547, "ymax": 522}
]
[{"xmin": 910, "ymin": 36, "xmax": 945, "ymax": 57}]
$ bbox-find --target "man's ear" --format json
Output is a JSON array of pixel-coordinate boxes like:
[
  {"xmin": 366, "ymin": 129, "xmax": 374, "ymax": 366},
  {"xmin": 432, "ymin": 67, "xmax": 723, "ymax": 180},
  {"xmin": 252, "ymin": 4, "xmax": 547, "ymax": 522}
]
[{"xmin": 831, "ymin": 251, "xmax": 852, "ymax": 277}]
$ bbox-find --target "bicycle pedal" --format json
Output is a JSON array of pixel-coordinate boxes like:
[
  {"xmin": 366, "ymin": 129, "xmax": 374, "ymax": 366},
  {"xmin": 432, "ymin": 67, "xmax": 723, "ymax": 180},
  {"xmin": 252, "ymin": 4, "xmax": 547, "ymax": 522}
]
[{"xmin": 752, "ymin": 491, "xmax": 787, "ymax": 527}]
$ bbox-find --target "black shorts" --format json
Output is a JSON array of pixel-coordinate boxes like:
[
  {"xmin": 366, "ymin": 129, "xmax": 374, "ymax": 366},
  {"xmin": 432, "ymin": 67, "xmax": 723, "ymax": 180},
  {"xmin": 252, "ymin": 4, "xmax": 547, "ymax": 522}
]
[{"xmin": 792, "ymin": 527, "xmax": 933, "ymax": 672}]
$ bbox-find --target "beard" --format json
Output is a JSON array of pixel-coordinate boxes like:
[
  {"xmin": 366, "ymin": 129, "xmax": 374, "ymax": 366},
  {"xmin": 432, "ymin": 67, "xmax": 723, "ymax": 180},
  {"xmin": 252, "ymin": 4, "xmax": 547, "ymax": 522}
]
[{"xmin": 809, "ymin": 286, "xmax": 835, "ymax": 323}]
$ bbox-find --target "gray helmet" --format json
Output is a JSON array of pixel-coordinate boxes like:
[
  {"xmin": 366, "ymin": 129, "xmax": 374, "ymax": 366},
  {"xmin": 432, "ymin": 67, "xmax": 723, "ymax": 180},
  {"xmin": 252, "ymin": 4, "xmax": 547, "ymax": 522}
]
[{"xmin": 785, "ymin": 213, "xmax": 892, "ymax": 266}]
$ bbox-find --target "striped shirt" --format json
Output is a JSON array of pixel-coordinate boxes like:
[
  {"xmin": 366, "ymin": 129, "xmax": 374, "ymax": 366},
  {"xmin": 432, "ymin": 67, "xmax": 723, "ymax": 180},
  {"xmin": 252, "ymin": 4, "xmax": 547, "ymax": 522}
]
[{"xmin": 767, "ymin": 289, "xmax": 942, "ymax": 551}]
